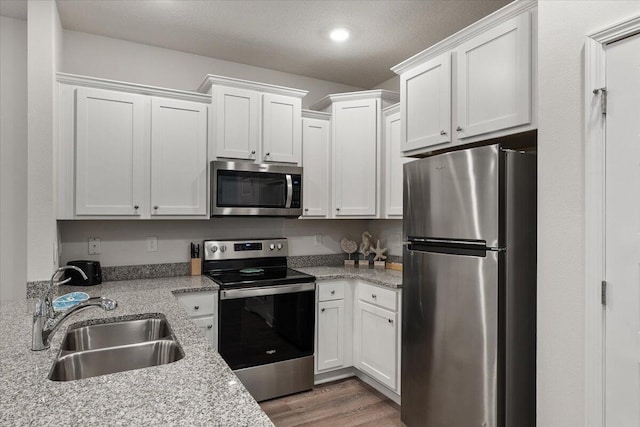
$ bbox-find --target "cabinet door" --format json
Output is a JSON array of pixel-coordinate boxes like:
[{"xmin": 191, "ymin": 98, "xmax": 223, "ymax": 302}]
[
  {"xmin": 151, "ymin": 98, "xmax": 208, "ymax": 216},
  {"xmin": 400, "ymin": 52, "xmax": 451, "ymax": 152},
  {"xmin": 333, "ymin": 99, "xmax": 378, "ymax": 216},
  {"xmin": 455, "ymin": 12, "xmax": 532, "ymax": 139},
  {"xmin": 262, "ymin": 94, "xmax": 302, "ymax": 164},
  {"xmin": 384, "ymin": 109, "xmax": 410, "ymax": 217},
  {"xmin": 354, "ymin": 300, "xmax": 398, "ymax": 390},
  {"xmin": 192, "ymin": 316, "xmax": 217, "ymax": 349},
  {"xmin": 75, "ymin": 88, "xmax": 146, "ymax": 216},
  {"xmin": 302, "ymin": 117, "xmax": 330, "ymax": 217},
  {"xmin": 214, "ymin": 86, "xmax": 259, "ymax": 160},
  {"xmin": 317, "ymin": 299, "xmax": 345, "ymax": 372}
]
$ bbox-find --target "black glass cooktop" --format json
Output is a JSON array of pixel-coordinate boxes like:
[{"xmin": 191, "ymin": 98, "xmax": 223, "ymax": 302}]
[{"xmin": 206, "ymin": 267, "xmax": 315, "ymax": 289}]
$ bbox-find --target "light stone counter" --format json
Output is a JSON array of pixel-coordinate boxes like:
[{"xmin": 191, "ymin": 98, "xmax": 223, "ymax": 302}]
[
  {"xmin": 295, "ymin": 266, "xmax": 402, "ymax": 289},
  {"xmin": 0, "ymin": 276, "xmax": 273, "ymax": 427}
]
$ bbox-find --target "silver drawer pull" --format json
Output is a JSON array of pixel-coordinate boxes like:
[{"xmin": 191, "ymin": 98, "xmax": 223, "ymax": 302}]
[
  {"xmin": 331, "ymin": 290, "xmax": 335, "ymax": 295},
  {"xmin": 388, "ymin": 319, "xmax": 393, "ymax": 324},
  {"xmin": 372, "ymin": 294, "xmax": 377, "ymax": 299},
  {"xmin": 207, "ymin": 325, "xmax": 213, "ymax": 329},
  {"xmin": 321, "ymin": 308, "xmax": 325, "ymax": 313},
  {"xmin": 194, "ymin": 305, "xmax": 200, "ymax": 310}
]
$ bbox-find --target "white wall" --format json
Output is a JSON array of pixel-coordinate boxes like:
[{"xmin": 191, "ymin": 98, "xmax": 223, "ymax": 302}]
[
  {"xmin": 61, "ymin": 30, "xmax": 366, "ymax": 108},
  {"xmin": 373, "ymin": 75, "xmax": 400, "ymax": 93},
  {"xmin": 58, "ymin": 219, "xmax": 369, "ymax": 266},
  {"xmin": 0, "ymin": 16, "xmax": 27, "ymax": 301},
  {"xmin": 26, "ymin": 0, "xmax": 63, "ymax": 282},
  {"xmin": 368, "ymin": 220, "xmax": 403, "ymax": 257},
  {"xmin": 537, "ymin": 2, "xmax": 640, "ymax": 425}
]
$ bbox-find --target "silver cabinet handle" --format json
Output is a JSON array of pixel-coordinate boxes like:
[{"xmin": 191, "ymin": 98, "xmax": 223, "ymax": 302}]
[
  {"xmin": 321, "ymin": 308, "xmax": 325, "ymax": 312},
  {"xmin": 194, "ymin": 305, "xmax": 199, "ymax": 310},
  {"xmin": 134, "ymin": 205, "xmax": 139, "ymax": 210},
  {"xmin": 336, "ymin": 208, "xmax": 340, "ymax": 211},
  {"xmin": 440, "ymin": 130, "xmax": 447, "ymax": 135},
  {"xmin": 456, "ymin": 126, "xmax": 463, "ymax": 131},
  {"xmin": 388, "ymin": 319, "xmax": 393, "ymax": 324},
  {"xmin": 153, "ymin": 206, "xmax": 158, "ymax": 210},
  {"xmin": 331, "ymin": 290, "xmax": 335, "ymax": 295},
  {"xmin": 207, "ymin": 325, "xmax": 213, "ymax": 329},
  {"xmin": 251, "ymin": 150, "xmax": 256, "ymax": 154},
  {"xmin": 304, "ymin": 208, "xmax": 309, "ymax": 212},
  {"xmin": 372, "ymin": 294, "xmax": 377, "ymax": 299},
  {"xmin": 265, "ymin": 152, "xmax": 270, "ymax": 156}
]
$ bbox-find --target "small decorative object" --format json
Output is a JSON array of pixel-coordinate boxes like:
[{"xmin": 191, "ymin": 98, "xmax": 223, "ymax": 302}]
[
  {"xmin": 371, "ymin": 239, "xmax": 388, "ymax": 269},
  {"xmin": 340, "ymin": 237, "xmax": 358, "ymax": 267},
  {"xmin": 358, "ymin": 231, "xmax": 373, "ymax": 267}
]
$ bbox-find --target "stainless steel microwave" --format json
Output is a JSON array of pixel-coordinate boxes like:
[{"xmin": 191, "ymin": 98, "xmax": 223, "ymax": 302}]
[{"xmin": 210, "ymin": 161, "xmax": 303, "ymax": 217}]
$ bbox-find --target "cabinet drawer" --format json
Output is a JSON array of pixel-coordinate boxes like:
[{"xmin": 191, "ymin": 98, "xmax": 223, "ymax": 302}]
[
  {"xmin": 175, "ymin": 291, "xmax": 216, "ymax": 317},
  {"xmin": 318, "ymin": 282, "xmax": 345, "ymax": 301},
  {"xmin": 357, "ymin": 283, "xmax": 397, "ymax": 311}
]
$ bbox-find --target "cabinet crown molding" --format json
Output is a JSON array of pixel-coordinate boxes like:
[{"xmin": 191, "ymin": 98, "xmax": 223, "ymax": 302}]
[
  {"xmin": 383, "ymin": 103, "xmax": 400, "ymax": 115},
  {"xmin": 56, "ymin": 73, "xmax": 211, "ymax": 103},
  {"xmin": 302, "ymin": 109, "xmax": 332, "ymax": 120},
  {"xmin": 391, "ymin": 0, "xmax": 537, "ymax": 75},
  {"xmin": 198, "ymin": 74, "xmax": 308, "ymax": 98},
  {"xmin": 310, "ymin": 89, "xmax": 400, "ymax": 111}
]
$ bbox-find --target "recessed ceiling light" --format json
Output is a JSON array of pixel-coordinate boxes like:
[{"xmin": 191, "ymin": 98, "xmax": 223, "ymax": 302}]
[{"xmin": 329, "ymin": 28, "xmax": 350, "ymax": 42}]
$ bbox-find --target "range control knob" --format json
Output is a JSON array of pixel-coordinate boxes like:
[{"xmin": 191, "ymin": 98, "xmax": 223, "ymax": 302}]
[
  {"xmin": 269, "ymin": 244, "xmax": 276, "ymax": 251},
  {"xmin": 210, "ymin": 245, "xmax": 218, "ymax": 253},
  {"xmin": 276, "ymin": 243, "xmax": 283, "ymax": 250},
  {"xmin": 220, "ymin": 245, "xmax": 227, "ymax": 253}
]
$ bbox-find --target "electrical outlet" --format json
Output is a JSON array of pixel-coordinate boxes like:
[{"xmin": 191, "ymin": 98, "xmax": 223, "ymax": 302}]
[
  {"xmin": 314, "ymin": 233, "xmax": 323, "ymax": 246},
  {"xmin": 146, "ymin": 237, "xmax": 158, "ymax": 252},
  {"xmin": 88, "ymin": 238, "xmax": 101, "ymax": 255}
]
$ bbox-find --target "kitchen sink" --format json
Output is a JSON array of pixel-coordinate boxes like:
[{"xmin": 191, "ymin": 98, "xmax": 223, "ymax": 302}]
[
  {"xmin": 49, "ymin": 314, "xmax": 184, "ymax": 381},
  {"xmin": 60, "ymin": 317, "xmax": 172, "ymax": 351}
]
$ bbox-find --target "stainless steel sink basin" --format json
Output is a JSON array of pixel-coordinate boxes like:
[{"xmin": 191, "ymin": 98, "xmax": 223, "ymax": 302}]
[
  {"xmin": 49, "ymin": 314, "xmax": 184, "ymax": 381},
  {"xmin": 60, "ymin": 317, "xmax": 172, "ymax": 351},
  {"xmin": 49, "ymin": 340, "xmax": 184, "ymax": 381}
]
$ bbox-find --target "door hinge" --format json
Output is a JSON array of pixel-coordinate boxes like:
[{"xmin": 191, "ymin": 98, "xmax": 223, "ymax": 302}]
[
  {"xmin": 601, "ymin": 280, "xmax": 607, "ymax": 305},
  {"xmin": 593, "ymin": 87, "xmax": 607, "ymax": 115}
]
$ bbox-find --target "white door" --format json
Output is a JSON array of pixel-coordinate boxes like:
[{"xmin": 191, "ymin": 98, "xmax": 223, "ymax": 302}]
[
  {"xmin": 214, "ymin": 86, "xmax": 258, "ymax": 161},
  {"xmin": 604, "ymin": 33, "xmax": 640, "ymax": 427},
  {"xmin": 302, "ymin": 117, "xmax": 329, "ymax": 217},
  {"xmin": 262, "ymin": 93, "xmax": 301, "ymax": 164},
  {"xmin": 150, "ymin": 98, "xmax": 208, "ymax": 216},
  {"xmin": 333, "ymin": 99, "xmax": 378, "ymax": 217},
  {"xmin": 455, "ymin": 12, "xmax": 531, "ymax": 139},
  {"xmin": 384, "ymin": 108, "xmax": 410, "ymax": 217},
  {"xmin": 353, "ymin": 300, "xmax": 398, "ymax": 390},
  {"xmin": 75, "ymin": 88, "xmax": 145, "ymax": 216},
  {"xmin": 400, "ymin": 52, "xmax": 451, "ymax": 152},
  {"xmin": 316, "ymin": 299, "xmax": 345, "ymax": 372}
]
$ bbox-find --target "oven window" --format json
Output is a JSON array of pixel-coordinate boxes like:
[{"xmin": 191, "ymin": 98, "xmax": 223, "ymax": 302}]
[
  {"xmin": 217, "ymin": 170, "xmax": 287, "ymax": 208},
  {"xmin": 219, "ymin": 290, "xmax": 315, "ymax": 370}
]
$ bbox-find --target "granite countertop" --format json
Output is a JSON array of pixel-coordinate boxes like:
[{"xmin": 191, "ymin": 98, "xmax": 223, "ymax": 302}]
[
  {"xmin": 0, "ymin": 276, "xmax": 273, "ymax": 427},
  {"xmin": 296, "ymin": 266, "xmax": 403, "ymax": 289}
]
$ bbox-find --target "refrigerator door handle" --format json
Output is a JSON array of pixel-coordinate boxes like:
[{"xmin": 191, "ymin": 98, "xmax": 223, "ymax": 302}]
[{"xmin": 408, "ymin": 237, "xmax": 487, "ymax": 248}]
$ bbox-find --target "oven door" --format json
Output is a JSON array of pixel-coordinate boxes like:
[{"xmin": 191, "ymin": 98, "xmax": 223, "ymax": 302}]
[
  {"xmin": 211, "ymin": 161, "xmax": 303, "ymax": 217},
  {"xmin": 218, "ymin": 283, "xmax": 315, "ymax": 370}
]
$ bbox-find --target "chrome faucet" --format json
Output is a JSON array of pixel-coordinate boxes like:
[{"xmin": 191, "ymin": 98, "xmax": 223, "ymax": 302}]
[{"xmin": 32, "ymin": 265, "xmax": 117, "ymax": 351}]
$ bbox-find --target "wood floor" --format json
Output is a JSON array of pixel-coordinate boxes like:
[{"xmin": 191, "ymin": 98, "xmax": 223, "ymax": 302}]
[{"xmin": 260, "ymin": 378, "xmax": 403, "ymax": 427}]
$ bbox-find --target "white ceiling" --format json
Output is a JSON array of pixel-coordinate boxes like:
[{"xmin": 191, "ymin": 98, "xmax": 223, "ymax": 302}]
[{"xmin": 2, "ymin": 0, "xmax": 512, "ymax": 88}]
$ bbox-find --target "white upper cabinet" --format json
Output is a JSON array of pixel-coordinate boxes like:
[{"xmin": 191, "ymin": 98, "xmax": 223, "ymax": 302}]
[
  {"xmin": 150, "ymin": 98, "xmax": 208, "ymax": 216},
  {"xmin": 262, "ymin": 93, "xmax": 302, "ymax": 164},
  {"xmin": 400, "ymin": 52, "xmax": 451, "ymax": 152},
  {"xmin": 199, "ymin": 74, "xmax": 307, "ymax": 165},
  {"xmin": 214, "ymin": 86, "xmax": 259, "ymax": 161},
  {"xmin": 75, "ymin": 87, "xmax": 146, "ymax": 216},
  {"xmin": 311, "ymin": 90, "xmax": 399, "ymax": 219},
  {"xmin": 383, "ymin": 104, "xmax": 409, "ymax": 218},
  {"xmin": 392, "ymin": 2, "xmax": 537, "ymax": 156},
  {"xmin": 57, "ymin": 73, "xmax": 211, "ymax": 220},
  {"xmin": 455, "ymin": 12, "xmax": 532, "ymax": 139},
  {"xmin": 301, "ymin": 111, "xmax": 330, "ymax": 218}
]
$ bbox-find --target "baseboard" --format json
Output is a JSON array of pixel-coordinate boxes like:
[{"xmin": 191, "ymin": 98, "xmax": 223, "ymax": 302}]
[
  {"xmin": 314, "ymin": 367, "xmax": 355, "ymax": 385},
  {"xmin": 354, "ymin": 371, "xmax": 401, "ymax": 405}
]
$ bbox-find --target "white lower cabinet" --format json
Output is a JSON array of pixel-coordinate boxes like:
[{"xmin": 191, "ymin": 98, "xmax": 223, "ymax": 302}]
[
  {"xmin": 314, "ymin": 280, "xmax": 401, "ymax": 395},
  {"xmin": 175, "ymin": 290, "xmax": 218, "ymax": 349},
  {"xmin": 353, "ymin": 300, "xmax": 398, "ymax": 390}
]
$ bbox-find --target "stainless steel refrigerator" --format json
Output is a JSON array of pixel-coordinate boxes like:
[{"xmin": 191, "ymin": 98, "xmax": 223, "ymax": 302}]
[{"xmin": 401, "ymin": 143, "xmax": 536, "ymax": 427}]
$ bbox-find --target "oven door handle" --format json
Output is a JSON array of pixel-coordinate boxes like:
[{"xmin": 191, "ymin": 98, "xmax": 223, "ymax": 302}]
[
  {"xmin": 220, "ymin": 282, "xmax": 316, "ymax": 300},
  {"xmin": 285, "ymin": 174, "xmax": 293, "ymax": 208}
]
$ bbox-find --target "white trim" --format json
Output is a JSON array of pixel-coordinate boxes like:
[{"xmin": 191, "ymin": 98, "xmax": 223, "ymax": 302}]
[
  {"xmin": 309, "ymin": 89, "xmax": 399, "ymax": 112},
  {"xmin": 302, "ymin": 109, "xmax": 331, "ymax": 120},
  {"xmin": 197, "ymin": 74, "xmax": 308, "ymax": 98},
  {"xmin": 56, "ymin": 72, "xmax": 211, "ymax": 103},
  {"xmin": 391, "ymin": 0, "xmax": 536, "ymax": 75},
  {"xmin": 584, "ymin": 13, "xmax": 640, "ymax": 427},
  {"xmin": 382, "ymin": 102, "xmax": 400, "ymax": 114}
]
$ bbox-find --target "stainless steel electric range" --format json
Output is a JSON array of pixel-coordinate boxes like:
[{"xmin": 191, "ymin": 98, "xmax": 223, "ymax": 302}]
[{"xmin": 203, "ymin": 238, "xmax": 316, "ymax": 402}]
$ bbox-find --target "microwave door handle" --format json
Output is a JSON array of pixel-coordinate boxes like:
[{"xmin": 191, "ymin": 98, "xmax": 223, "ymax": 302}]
[{"xmin": 285, "ymin": 174, "xmax": 293, "ymax": 208}]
